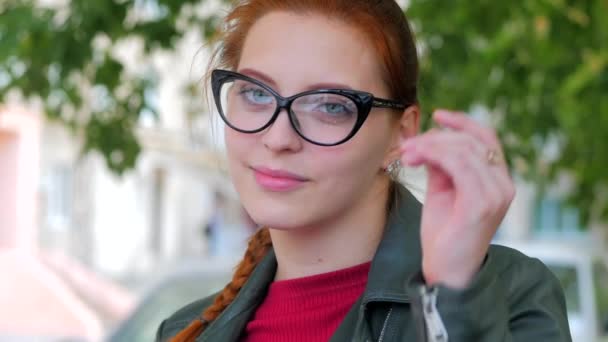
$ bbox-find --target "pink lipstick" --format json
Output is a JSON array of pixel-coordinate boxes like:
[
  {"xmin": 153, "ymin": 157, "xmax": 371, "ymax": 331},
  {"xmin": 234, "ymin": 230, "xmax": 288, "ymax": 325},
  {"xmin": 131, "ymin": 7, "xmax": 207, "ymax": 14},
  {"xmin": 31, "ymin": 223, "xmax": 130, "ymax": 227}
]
[{"xmin": 253, "ymin": 167, "xmax": 309, "ymax": 192}]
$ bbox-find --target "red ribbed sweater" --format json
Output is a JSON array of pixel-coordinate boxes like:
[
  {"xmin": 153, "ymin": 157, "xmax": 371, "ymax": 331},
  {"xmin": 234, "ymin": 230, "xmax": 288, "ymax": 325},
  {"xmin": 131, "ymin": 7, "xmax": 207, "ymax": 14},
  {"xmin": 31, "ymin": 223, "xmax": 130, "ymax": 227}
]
[{"xmin": 240, "ymin": 261, "xmax": 371, "ymax": 342}]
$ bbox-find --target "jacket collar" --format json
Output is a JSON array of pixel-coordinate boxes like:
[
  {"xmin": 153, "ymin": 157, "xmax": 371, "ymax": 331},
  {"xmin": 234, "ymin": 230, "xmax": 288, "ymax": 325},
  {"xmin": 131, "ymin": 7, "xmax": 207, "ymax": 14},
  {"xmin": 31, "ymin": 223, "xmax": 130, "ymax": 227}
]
[
  {"xmin": 362, "ymin": 184, "xmax": 423, "ymax": 305},
  {"xmin": 197, "ymin": 184, "xmax": 423, "ymax": 340}
]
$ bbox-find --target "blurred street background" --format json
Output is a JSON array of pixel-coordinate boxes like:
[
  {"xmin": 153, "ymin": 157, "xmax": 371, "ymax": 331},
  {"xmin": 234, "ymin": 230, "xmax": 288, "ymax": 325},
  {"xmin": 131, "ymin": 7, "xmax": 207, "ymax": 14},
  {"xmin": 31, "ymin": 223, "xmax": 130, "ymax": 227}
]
[{"xmin": 0, "ymin": 0, "xmax": 607, "ymax": 341}]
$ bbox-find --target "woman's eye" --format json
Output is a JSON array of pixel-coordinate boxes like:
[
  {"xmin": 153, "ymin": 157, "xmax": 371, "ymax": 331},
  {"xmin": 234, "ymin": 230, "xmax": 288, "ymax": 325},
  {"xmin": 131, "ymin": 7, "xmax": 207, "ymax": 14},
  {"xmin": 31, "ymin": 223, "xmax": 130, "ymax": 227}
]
[
  {"xmin": 294, "ymin": 94, "xmax": 357, "ymax": 124},
  {"xmin": 240, "ymin": 87, "xmax": 273, "ymax": 104},
  {"xmin": 321, "ymin": 103, "xmax": 350, "ymax": 114},
  {"xmin": 314, "ymin": 100, "xmax": 357, "ymax": 118}
]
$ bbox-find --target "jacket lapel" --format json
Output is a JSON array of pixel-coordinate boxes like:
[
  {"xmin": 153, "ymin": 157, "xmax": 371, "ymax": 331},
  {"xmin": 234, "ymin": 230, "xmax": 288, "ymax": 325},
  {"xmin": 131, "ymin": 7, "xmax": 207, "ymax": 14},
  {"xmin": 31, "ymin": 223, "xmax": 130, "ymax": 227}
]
[
  {"xmin": 362, "ymin": 185, "xmax": 423, "ymax": 306},
  {"xmin": 330, "ymin": 185, "xmax": 424, "ymax": 342}
]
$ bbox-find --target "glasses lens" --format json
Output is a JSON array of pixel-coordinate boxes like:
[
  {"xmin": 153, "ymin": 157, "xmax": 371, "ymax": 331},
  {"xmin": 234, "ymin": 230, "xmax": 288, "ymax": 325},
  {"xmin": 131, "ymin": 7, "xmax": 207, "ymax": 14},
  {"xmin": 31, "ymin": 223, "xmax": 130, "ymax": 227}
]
[
  {"xmin": 291, "ymin": 93, "xmax": 358, "ymax": 144},
  {"xmin": 219, "ymin": 77, "xmax": 276, "ymax": 131}
]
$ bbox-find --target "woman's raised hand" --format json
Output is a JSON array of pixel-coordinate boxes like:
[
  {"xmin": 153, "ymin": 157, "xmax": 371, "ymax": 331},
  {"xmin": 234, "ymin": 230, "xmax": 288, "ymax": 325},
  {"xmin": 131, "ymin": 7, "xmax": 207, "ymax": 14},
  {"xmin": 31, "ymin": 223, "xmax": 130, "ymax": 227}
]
[{"xmin": 400, "ymin": 110, "xmax": 515, "ymax": 289}]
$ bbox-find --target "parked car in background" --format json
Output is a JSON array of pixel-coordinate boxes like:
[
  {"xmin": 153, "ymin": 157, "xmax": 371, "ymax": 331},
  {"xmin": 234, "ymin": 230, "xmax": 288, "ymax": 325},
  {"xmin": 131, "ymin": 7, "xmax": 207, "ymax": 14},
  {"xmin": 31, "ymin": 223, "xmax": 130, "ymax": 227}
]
[
  {"xmin": 107, "ymin": 259, "xmax": 234, "ymax": 342},
  {"xmin": 496, "ymin": 240, "xmax": 608, "ymax": 342}
]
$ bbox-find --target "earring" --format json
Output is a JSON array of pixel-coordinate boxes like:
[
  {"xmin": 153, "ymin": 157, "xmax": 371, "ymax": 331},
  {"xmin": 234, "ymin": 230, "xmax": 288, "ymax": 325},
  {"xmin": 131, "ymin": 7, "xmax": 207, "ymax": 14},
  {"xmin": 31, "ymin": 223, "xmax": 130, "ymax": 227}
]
[{"xmin": 385, "ymin": 159, "xmax": 402, "ymax": 180}]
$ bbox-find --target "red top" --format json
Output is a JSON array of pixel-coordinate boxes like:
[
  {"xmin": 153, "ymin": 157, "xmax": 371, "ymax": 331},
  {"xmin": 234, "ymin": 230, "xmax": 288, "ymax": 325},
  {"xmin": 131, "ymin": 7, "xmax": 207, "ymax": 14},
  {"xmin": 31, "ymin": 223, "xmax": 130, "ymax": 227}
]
[{"xmin": 240, "ymin": 261, "xmax": 372, "ymax": 342}]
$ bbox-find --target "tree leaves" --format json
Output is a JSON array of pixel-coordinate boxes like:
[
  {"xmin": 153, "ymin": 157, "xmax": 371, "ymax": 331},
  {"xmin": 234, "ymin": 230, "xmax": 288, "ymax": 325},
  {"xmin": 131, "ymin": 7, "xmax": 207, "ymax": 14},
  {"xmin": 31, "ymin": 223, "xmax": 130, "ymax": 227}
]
[
  {"xmin": 408, "ymin": 0, "xmax": 608, "ymax": 225},
  {"xmin": 0, "ymin": 0, "xmax": 208, "ymax": 175}
]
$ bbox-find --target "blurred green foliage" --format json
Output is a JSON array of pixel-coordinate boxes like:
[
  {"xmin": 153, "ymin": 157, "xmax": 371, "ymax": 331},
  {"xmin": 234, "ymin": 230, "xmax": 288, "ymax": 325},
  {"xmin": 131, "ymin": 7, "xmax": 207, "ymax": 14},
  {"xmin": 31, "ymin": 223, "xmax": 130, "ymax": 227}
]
[
  {"xmin": 407, "ymin": 0, "xmax": 608, "ymax": 225},
  {"xmin": 0, "ymin": 0, "xmax": 206, "ymax": 173},
  {"xmin": 0, "ymin": 0, "xmax": 606, "ymax": 224}
]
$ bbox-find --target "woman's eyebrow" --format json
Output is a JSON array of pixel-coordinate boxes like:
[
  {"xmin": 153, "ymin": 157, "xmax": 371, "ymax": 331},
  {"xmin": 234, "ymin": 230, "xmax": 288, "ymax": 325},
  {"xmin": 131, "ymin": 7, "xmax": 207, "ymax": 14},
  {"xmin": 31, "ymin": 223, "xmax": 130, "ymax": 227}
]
[
  {"xmin": 303, "ymin": 82, "xmax": 353, "ymax": 91},
  {"xmin": 238, "ymin": 68, "xmax": 355, "ymax": 92},
  {"xmin": 238, "ymin": 68, "xmax": 278, "ymax": 88}
]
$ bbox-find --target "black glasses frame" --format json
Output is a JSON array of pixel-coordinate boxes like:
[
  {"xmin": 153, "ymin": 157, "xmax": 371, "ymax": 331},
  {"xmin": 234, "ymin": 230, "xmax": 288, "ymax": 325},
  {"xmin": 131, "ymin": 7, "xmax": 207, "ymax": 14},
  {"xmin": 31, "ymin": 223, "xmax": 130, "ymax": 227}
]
[{"xmin": 211, "ymin": 69, "xmax": 411, "ymax": 146}]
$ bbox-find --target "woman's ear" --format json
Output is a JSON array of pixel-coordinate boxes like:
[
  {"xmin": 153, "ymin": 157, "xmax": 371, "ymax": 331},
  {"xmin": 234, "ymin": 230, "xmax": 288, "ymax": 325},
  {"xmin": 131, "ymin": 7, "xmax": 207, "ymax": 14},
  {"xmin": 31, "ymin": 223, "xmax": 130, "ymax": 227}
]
[
  {"xmin": 400, "ymin": 104, "xmax": 420, "ymax": 139},
  {"xmin": 383, "ymin": 105, "xmax": 420, "ymax": 168}
]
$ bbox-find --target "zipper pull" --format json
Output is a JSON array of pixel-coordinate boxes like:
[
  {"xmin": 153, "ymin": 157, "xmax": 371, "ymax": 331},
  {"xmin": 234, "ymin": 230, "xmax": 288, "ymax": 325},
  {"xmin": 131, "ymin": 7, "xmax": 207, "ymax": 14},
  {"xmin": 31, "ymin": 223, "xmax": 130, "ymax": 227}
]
[{"xmin": 420, "ymin": 285, "xmax": 448, "ymax": 342}]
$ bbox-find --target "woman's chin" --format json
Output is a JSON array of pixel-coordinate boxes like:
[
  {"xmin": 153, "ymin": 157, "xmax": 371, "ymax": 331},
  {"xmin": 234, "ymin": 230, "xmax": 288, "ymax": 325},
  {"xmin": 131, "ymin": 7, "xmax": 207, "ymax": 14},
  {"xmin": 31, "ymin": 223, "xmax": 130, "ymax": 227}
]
[
  {"xmin": 251, "ymin": 215, "xmax": 306, "ymax": 231},
  {"xmin": 241, "ymin": 191, "xmax": 308, "ymax": 228},
  {"xmin": 248, "ymin": 207, "xmax": 316, "ymax": 232}
]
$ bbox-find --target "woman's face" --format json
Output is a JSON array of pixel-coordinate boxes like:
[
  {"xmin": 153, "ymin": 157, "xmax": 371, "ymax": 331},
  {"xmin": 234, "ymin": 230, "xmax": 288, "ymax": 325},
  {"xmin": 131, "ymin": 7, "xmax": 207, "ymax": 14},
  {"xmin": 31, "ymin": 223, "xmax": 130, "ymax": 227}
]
[{"xmin": 225, "ymin": 11, "xmax": 404, "ymax": 230}]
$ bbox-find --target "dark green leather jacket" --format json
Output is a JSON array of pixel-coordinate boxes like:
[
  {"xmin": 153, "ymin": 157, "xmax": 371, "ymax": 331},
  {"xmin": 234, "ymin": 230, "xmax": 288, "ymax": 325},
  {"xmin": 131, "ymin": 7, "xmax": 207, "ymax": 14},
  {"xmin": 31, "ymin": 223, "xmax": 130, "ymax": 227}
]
[{"xmin": 157, "ymin": 185, "xmax": 572, "ymax": 342}]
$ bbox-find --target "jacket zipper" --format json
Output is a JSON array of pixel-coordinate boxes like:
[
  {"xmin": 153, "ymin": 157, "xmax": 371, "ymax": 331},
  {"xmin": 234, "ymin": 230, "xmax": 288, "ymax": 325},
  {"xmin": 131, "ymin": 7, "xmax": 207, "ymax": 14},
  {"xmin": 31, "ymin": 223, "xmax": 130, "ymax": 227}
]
[
  {"xmin": 420, "ymin": 286, "xmax": 448, "ymax": 342},
  {"xmin": 377, "ymin": 307, "xmax": 393, "ymax": 342}
]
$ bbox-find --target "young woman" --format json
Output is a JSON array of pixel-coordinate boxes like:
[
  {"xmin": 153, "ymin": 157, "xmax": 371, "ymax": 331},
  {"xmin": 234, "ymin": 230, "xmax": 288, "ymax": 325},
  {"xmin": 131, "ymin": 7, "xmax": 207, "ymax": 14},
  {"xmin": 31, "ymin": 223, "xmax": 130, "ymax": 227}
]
[{"xmin": 157, "ymin": 0, "xmax": 572, "ymax": 341}]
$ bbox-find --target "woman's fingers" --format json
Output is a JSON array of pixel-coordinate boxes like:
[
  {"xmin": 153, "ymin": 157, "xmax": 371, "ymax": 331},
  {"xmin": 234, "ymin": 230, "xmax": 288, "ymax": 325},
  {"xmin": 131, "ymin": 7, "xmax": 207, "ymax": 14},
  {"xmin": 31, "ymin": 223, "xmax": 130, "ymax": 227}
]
[
  {"xmin": 402, "ymin": 131, "xmax": 496, "ymax": 197},
  {"xmin": 410, "ymin": 111, "xmax": 517, "ymax": 288},
  {"xmin": 401, "ymin": 130, "xmax": 513, "ymax": 219},
  {"xmin": 433, "ymin": 109, "xmax": 501, "ymax": 149},
  {"xmin": 430, "ymin": 110, "xmax": 512, "ymax": 187}
]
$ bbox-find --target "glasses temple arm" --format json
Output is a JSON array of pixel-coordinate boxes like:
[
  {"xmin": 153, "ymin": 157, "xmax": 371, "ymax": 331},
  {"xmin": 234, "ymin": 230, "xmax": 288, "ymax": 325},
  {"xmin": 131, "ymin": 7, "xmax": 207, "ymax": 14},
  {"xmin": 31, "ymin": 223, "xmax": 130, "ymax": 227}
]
[{"xmin": 372, "ymin": 97, "xmax": 410, "ymax": 110}]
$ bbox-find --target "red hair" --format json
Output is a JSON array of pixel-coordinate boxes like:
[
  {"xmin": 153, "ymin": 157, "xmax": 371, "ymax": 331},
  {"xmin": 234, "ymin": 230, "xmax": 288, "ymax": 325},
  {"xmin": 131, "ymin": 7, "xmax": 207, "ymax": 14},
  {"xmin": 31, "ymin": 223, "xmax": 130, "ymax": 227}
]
[{"xmin": 171, "ymin": 1, "xmax": 418, "ymax": 340}]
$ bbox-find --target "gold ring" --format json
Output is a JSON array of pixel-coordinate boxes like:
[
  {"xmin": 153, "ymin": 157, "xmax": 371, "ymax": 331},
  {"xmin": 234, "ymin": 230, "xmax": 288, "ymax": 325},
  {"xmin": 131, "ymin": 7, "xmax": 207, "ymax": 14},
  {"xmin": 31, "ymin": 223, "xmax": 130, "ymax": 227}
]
[{"xmin": 487, "ymin": 149, "xmax": 500, "ymax": 166}]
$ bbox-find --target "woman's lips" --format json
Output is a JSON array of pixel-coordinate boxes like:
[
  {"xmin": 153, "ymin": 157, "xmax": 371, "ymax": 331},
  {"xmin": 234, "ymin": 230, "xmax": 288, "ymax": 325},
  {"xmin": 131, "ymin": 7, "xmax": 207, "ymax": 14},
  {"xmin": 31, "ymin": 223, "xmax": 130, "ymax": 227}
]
[{"xmin": 252, "ymin": 166, "xmax": 309, "ymax": 192}]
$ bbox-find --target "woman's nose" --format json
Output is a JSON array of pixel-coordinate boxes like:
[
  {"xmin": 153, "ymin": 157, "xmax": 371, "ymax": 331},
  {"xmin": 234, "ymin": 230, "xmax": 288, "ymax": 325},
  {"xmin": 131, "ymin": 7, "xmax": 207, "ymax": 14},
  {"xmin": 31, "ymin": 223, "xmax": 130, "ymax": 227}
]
[{"xmin": 260, "ymin": 109, "xmax": 303, "ymax": 153}]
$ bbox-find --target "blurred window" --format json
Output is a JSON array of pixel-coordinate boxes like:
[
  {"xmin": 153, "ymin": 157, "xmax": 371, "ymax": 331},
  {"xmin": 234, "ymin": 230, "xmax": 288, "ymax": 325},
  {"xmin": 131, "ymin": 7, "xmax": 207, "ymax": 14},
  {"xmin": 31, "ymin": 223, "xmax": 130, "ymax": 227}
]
[
  {"xmin": 150, "ymin": 168, "xmax": 166, "ymax": 253},
  {"xmin": 593, "ymin": 261, "xmax": 608, "ymax": 335},
  {"xmin": 44, "ymin": 164, "xmax": 73, "ymax": 230},
  {"xmin": 534, "ymin": 196, "xmax": 582, "ymax": 234},
  {"xmin": 545, "ymin": 263, "xmax": 581, "ymax": 314}
]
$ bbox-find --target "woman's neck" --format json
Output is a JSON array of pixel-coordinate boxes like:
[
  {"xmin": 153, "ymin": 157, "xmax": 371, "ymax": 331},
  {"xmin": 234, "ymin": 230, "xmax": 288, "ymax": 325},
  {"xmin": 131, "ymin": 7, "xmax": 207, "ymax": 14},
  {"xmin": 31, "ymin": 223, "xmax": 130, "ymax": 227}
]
[{"xmin": 270, "ymin": 182, "xmax": 389, "ymax": 281}]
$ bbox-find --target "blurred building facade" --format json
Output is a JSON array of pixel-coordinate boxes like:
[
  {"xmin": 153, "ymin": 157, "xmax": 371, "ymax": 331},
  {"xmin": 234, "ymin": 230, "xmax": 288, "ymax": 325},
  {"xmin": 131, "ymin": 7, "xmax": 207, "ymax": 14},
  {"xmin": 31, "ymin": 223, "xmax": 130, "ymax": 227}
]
[
  {"xmin": 0, "ymin": 102, "xmax": 251, "ymax": 340},
  {"xmin": 38, "ymin": 120, "xmax": 241, "ymax": 277},
  {"xmin": 34, "ymin": 22, "xmax": 252, "ymax": 281},
  {"xmin": 0, "ymin": 24, "xmax": 250, "ymax": 339},
  {"xmin": 0, "ymin": 107, "xmax": 104, "ymax": 340}
]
